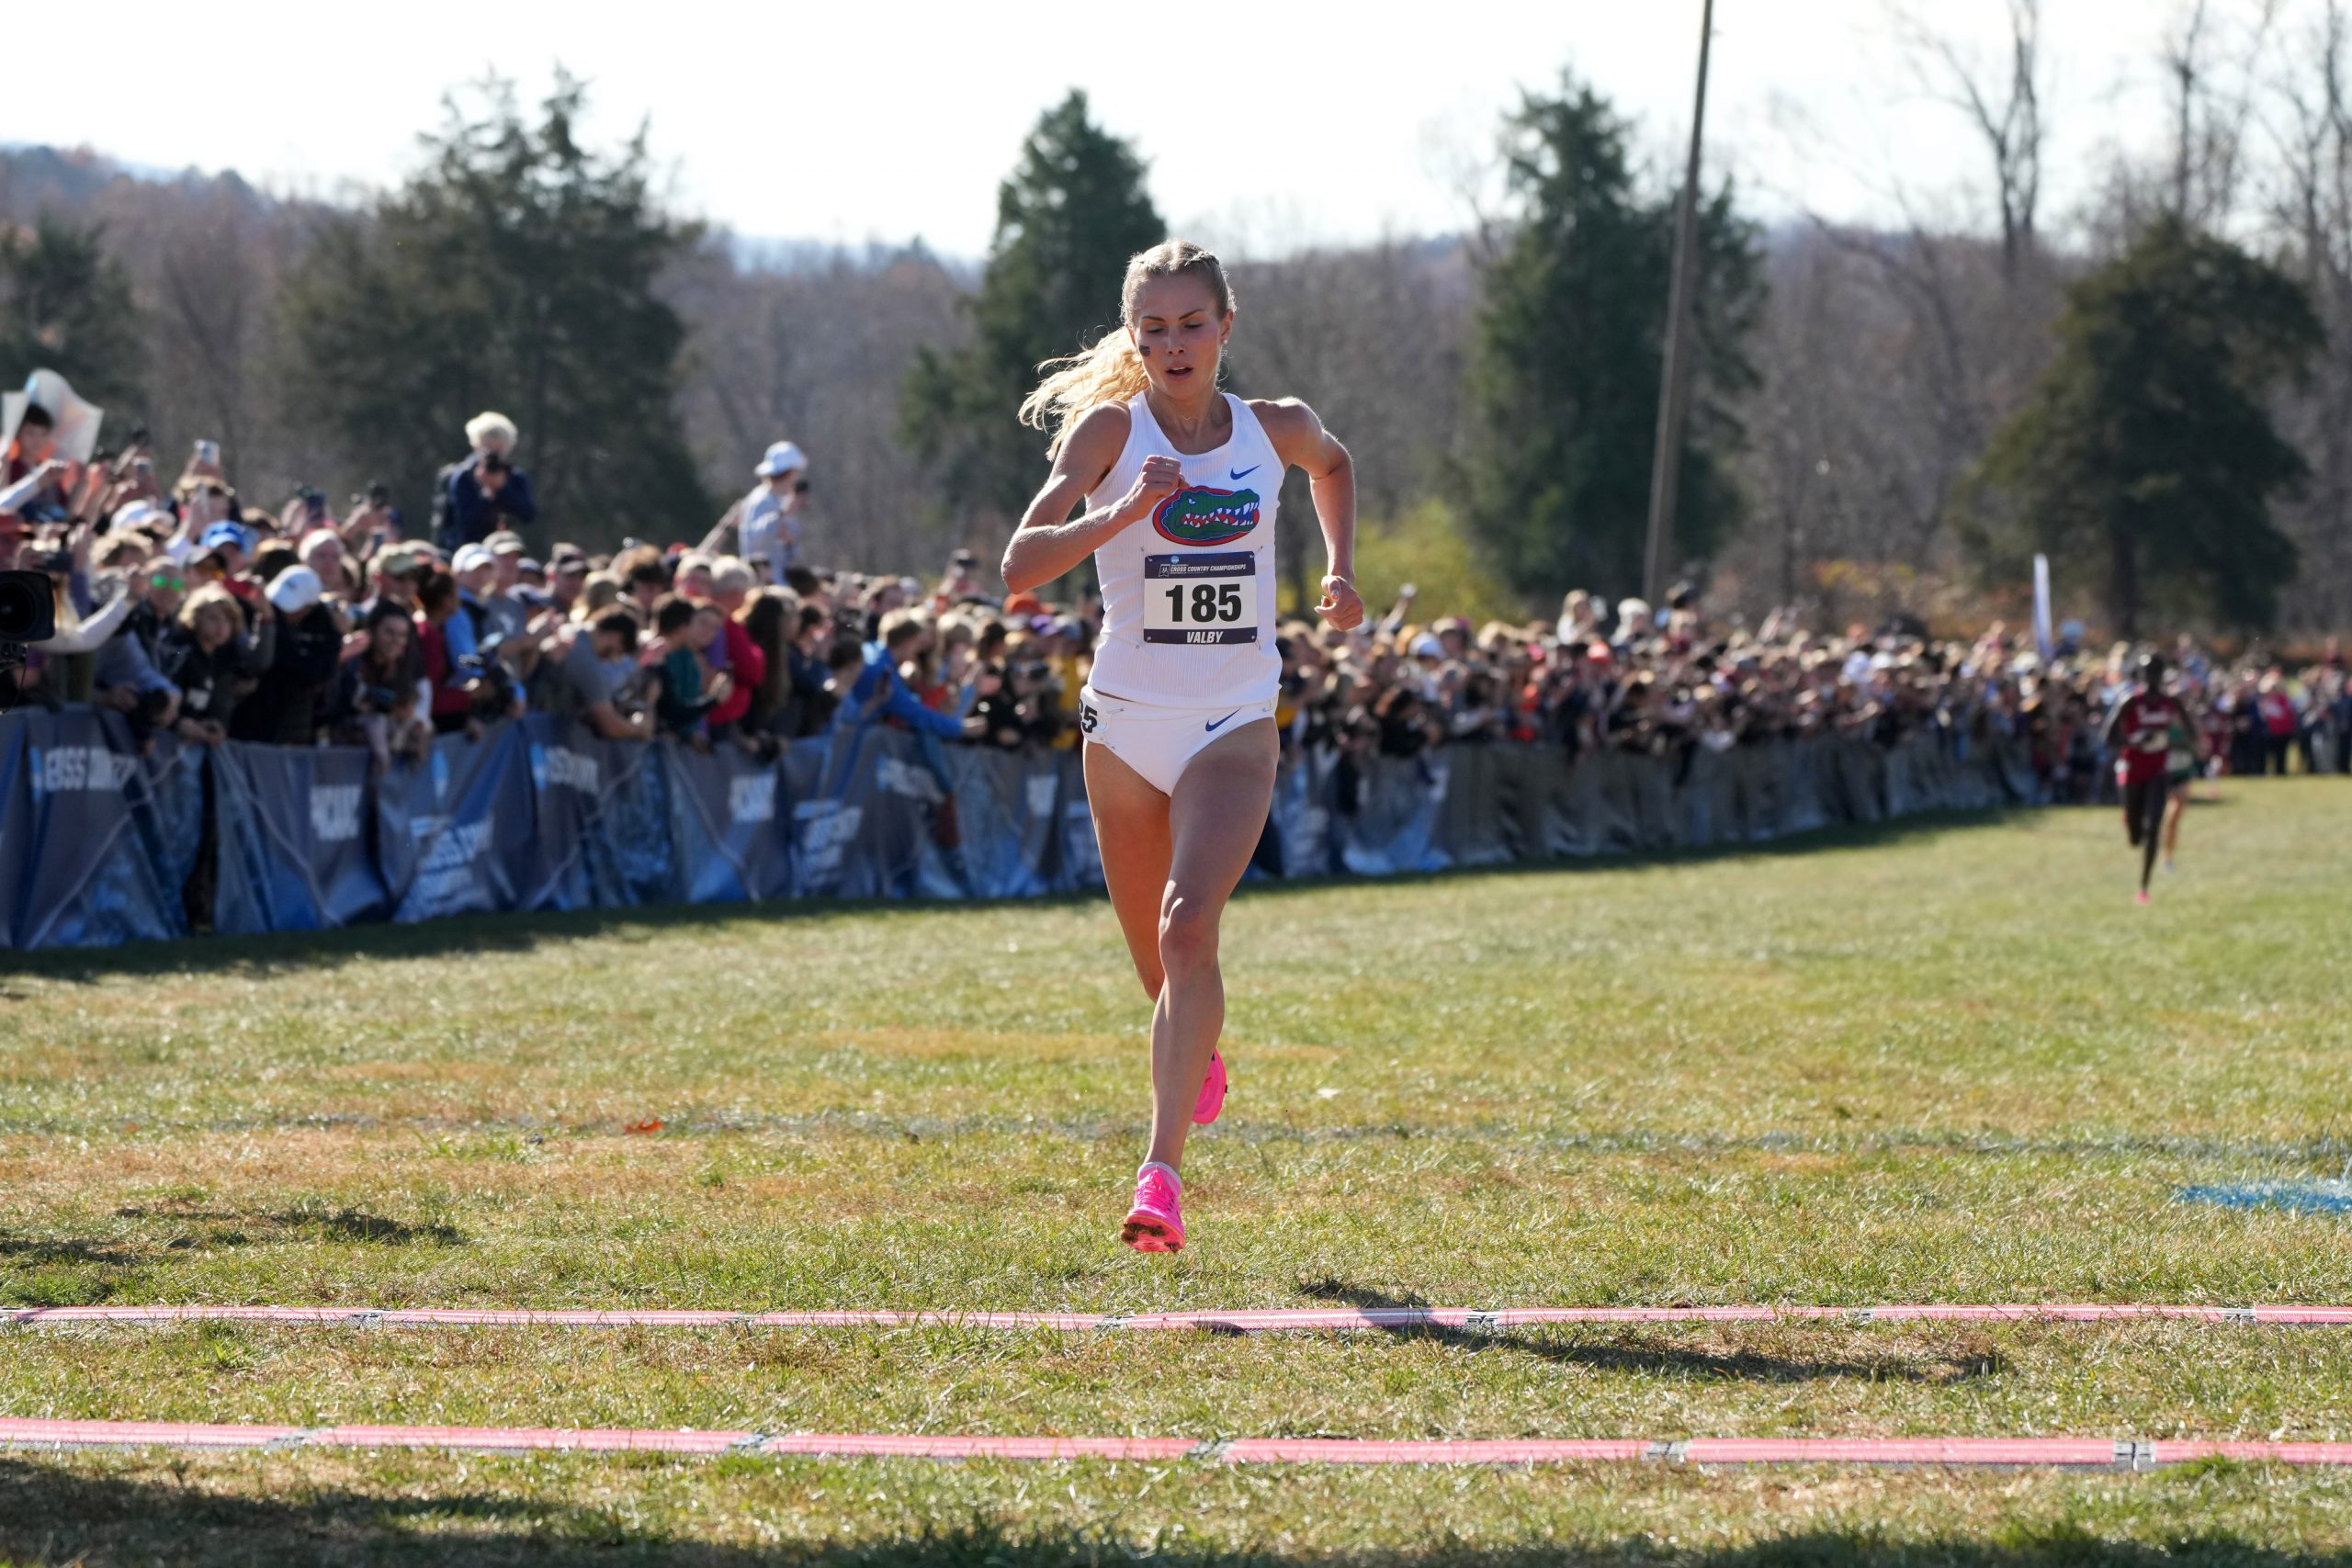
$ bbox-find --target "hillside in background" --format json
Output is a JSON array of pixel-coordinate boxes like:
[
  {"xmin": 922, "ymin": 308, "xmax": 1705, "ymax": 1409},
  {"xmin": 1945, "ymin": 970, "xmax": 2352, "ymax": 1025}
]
[{"xmin": 7, "ymin": 128, "xmax": 2352, "ymax": 635}]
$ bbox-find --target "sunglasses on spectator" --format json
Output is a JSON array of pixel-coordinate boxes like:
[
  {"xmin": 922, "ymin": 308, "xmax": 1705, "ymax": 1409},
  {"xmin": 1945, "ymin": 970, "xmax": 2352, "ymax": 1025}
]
[{"xmin": 148, "ymin": 572, "xmax": 184, "ymax": 588}]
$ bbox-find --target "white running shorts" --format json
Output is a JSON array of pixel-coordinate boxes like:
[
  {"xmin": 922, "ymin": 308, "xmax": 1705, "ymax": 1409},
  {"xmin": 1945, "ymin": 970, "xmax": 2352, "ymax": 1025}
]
[{"xmin": 1078, "ymin": 683, "xmax": 1277, "ymax": 796}]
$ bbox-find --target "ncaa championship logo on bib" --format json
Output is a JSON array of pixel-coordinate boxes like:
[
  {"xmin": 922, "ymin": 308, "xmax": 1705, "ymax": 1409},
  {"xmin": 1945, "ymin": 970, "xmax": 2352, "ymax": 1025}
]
[{"xmin": 1151, "ymin": 483, "xmax": 1261, "ymax": 547}]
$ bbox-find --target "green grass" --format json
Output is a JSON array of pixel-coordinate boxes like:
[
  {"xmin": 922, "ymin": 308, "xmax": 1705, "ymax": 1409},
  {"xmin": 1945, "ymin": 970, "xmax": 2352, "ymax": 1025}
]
[{"xmin": 3, "ymin": 779, "xmax": 2351, "ymax": 1564}]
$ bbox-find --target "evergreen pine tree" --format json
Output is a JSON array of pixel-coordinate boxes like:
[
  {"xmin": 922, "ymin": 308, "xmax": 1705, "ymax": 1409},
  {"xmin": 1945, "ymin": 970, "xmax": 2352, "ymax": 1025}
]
[
  {"xmin": 1965, "ymin": 215, "xmax": 2321, "ymax": 636},
  {"xmin": 279, "ymin": 75, "xmax": 707, "ymax": 548},
  {"xmin": 902, "ymin": 91, "xmax": 1164, "ymax": 530},
  {"xmin": 1464, "ymin": 76, "xmax": 1760, "ymax": 603}
]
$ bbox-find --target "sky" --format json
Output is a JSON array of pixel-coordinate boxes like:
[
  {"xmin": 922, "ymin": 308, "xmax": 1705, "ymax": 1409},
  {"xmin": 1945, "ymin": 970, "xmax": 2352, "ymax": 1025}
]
[{"xmin": 14, "ymin": 0, "xmax": 2217, "ymax": 258}]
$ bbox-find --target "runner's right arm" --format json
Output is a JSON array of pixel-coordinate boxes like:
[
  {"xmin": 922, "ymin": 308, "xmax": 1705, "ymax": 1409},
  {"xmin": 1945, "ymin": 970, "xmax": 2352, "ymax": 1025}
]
[{"xmin": 1001, "ymin": 405, "xmax": 1172, "ymax": 595}]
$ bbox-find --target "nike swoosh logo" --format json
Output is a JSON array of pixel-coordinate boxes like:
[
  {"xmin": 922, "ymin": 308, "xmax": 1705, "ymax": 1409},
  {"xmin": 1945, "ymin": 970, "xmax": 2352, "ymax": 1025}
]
[
  {"xmin": 1228, "ymin": 467, "xmax": 1258, "ymax": 482},
  {"xmin": 1204, "ymin": 711, "xmax": 1242, "ymax": 734}
]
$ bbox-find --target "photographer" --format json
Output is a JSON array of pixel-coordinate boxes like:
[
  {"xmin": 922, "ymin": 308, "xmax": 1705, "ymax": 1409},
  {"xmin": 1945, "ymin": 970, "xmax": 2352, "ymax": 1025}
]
[
  {"xmin": 434, "ymin": 412, "xmax": 538, "ymax": 551},
  {"xmin": 327, "ymin": 601, "xmax": 432, "ymax": 773},
  {"xmin": 230, "ymin": 566, "xmax": 347, "ymax": 747},
  {"xmin": 700, "ymin": 441, "xmax": 808, "ymax": 578},
  {"xmin": 1001, "ymin": 656, "xmax": 1066, "ymax": 749},
  {"xmin": 13, "ymin": 532, "xmax": 133, "ymax": 708}
]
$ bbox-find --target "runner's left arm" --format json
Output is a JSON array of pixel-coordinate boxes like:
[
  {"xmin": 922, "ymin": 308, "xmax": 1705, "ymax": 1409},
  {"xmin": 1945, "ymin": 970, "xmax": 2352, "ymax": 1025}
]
[{"xmin": 1255, "ymin": 399, "xmax": 1362, "ymax": 632}]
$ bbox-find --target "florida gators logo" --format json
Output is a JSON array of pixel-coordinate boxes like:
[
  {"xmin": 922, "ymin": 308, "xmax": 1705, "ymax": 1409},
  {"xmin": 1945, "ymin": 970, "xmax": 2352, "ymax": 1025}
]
[{"xmin": 1152, "ymin": 484, "xmax": 1261, "ymax": 546}]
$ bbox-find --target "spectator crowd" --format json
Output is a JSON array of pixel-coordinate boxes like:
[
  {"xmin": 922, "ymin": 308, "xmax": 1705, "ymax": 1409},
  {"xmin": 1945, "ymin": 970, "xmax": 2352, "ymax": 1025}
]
[{"xmin": 6, "ymin": 406, "xmax": 2351, "ymax": 802}]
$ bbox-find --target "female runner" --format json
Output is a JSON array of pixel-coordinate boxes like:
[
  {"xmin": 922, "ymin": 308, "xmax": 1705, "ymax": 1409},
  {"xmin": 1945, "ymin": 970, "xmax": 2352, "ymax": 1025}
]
[{"xmin": 1001, "ymin": 241, "xmax": 1363, "ymax": 1253}]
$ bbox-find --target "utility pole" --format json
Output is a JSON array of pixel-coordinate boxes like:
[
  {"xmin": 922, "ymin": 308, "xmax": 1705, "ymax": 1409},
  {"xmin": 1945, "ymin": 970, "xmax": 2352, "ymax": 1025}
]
[{"xmin": 1643, "ymin": 0, "xmax": 1716, "ymax": 605}]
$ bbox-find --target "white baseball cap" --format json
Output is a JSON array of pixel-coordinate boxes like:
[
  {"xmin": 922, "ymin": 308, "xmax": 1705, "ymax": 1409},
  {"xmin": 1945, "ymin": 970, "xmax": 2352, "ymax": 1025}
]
[
  {"xmin": 754, "ymin": 441, "xmax": 808, "ymax": 479},
  {"xmin": 266, "ymin": 565, "xmax": 324, "ymax": 615},
  {"xmin": 451, "ymin": 544, "xmax": 495, "ymax": 574}
]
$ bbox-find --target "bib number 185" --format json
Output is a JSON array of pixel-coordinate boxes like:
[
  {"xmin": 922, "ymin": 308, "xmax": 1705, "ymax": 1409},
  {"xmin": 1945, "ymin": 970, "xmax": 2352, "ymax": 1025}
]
[{"xmin": 1143, "ymin": 553, "xmax": 1259, "ymax": 646}]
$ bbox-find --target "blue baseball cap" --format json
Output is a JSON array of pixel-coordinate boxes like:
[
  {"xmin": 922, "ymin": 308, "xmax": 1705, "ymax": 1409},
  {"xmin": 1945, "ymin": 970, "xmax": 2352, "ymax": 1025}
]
[{"xmin": 200, "ymin": 522, "xmax": 254, "ymax": 558}]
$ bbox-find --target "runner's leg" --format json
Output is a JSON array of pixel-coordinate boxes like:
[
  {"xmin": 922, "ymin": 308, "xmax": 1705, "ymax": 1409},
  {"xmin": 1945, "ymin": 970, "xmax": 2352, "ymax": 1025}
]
[
  {"xmin": 1144, "ymin": 721, "xmax": 1278, "ymax": 1174},
  {"xmin": 2135, "ymin": 779, "xmax": 2164, "ymax": 892},
  {"xmin": 1084, "ymin": 740, "xmax": 1173, "ymax": 1003}
]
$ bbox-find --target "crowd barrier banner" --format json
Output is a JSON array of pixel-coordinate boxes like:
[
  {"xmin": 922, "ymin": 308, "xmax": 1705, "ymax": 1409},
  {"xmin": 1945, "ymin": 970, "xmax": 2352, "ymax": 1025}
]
[
  {"xmin": 212, "ymin": 741, "xmax": 388, "ymax": 933},
  {"xmin": 2, "ymin": 709, "xmax": 197, "ymax": 950},
  {"xmin": 0, "ymin": 709, "xmax": 2037, "ymax": 952},
  {"xmin": 517, "ymin": 716, "xmax": 675, "ymax": 913},
  {"xmin": 918, "ymin": 747, "xmax": 1065, "ymax": 901},
  {"xmin": 668, "ymin": 731, "xmax": 792, "ymax": 904},
  {"xmin": 376, "ymin": 725, "xmax": 536, "ymax": 923}
]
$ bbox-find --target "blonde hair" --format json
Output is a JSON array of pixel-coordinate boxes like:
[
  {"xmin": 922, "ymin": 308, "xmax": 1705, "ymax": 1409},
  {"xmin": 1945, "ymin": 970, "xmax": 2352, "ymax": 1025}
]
[
  {"xmin": 466, "ymin": 412, "xmax": 518, "ymax": 448},
  {"xmin": 1019, "ymin": 239, "xmax": 1235, "ymax": 460}
]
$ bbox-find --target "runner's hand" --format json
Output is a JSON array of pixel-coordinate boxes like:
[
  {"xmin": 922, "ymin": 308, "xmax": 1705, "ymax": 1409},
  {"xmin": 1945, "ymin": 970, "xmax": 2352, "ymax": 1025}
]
[
  {"xmin": 1316, "ymin": 574, "xmax": 1364, "ymax": 632},
  {"xmin": 1119, "ymin": 455, "xmax": 1184, "ymax": 523}
]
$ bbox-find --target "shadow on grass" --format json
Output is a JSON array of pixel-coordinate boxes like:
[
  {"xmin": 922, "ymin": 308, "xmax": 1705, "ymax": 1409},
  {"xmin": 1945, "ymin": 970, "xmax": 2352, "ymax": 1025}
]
[
  {"xmin": 111, "ymin": 1205, "xmax": 465, "ymax": 1248},
  {"xmin": 1298, "ymin": 1281, "xmax": 2004, "ymax": 1384},
  {"xmin": 0, "ymin": 1235, "xmax": 140, "ymax": 1267},
  {"xmin": 9, "ymin": 807, "xmax": 2031, "ymax": 985},
  {"xmin": 2, "ymin": 1207, "xmax": 461, "ymax": 1311},
  {"xmin": 0, "ymin": 1461, "xmax": 2342, "ymax": 1568}
]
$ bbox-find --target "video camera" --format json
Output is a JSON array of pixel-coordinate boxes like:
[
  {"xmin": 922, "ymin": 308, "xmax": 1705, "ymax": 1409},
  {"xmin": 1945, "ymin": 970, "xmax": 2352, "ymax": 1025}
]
[{"xmin": 0, "ymin": 569, "xmax": 59, "ymax": 712}]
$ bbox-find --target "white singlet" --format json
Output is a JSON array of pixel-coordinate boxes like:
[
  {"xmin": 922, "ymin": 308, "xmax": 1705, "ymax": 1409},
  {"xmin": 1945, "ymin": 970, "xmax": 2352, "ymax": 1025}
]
[{"xmin": 1084, "ymin": 391, "xmax": 1282, "ymax": 709}]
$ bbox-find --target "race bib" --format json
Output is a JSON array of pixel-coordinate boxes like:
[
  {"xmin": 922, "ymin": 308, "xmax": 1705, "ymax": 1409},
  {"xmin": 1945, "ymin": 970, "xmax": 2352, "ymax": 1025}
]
[{"xmin": 1143, "ymin": 553, "xmax": 1260, "ymax": 646}]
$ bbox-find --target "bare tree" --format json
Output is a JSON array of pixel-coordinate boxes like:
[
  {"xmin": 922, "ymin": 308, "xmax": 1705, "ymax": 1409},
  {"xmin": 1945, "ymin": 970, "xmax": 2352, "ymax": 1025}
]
[
  {"xmin": 2253, "ymin": 0, "xmax": 2352, "ymax": 630},
  {"xmin": 1890, "ymin": 0, "xmax": 2047, "ymax": 285},
  {"xmin": 1233, "ymin": 240, "xmax": 1474, "ymax": 609},
  {"xmin": 667, "ymin": 239, "xmax": 970, "ymax": 573},
  {"xmin": 2160, "ymin": 0, "xmax": 2284, "ymax": 229}
]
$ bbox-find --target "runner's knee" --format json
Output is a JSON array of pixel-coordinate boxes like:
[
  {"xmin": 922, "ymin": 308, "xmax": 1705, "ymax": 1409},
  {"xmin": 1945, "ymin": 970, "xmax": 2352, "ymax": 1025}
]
[{"xmin": 1157, "ymin": 890, "xmax": 1219, "ymax": 976}]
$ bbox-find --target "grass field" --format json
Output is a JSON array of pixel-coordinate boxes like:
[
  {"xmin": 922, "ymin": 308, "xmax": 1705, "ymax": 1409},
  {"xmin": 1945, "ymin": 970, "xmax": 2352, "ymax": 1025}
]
[{"xmin": 4, "ymin": 778, "xmax": 2352, "ymax": 1564}]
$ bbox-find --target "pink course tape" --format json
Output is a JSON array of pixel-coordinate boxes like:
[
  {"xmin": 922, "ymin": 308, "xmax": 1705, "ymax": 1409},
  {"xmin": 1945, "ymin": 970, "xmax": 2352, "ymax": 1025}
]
[
  {"xmin": 6, "ymin": 1303, "xmax": 2350, "ymax": 1330},
  {"xmin": 2, "ymin": 1419, "xmax": 2350, "ymax": 1468}
]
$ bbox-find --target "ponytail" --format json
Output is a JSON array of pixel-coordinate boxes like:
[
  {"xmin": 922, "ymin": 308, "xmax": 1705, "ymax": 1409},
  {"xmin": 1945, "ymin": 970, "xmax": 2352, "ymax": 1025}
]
[
  {"xmin": 1019, "ymin": 330, "xmax": 1152, "ymax": 461},
  {"xmin": 1018, "ymin": 238, "xmax": 1236, "ymax": 462}
]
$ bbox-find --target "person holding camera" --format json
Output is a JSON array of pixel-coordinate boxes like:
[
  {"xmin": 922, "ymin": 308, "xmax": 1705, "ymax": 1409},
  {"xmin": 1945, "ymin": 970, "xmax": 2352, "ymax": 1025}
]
[
  {"xmin": 414, "ymin": 569, "xmax": 518, "ymax": 739},
  {"xmin": 434, "ymin": 413, "xmax": 538, "ymax": 551},
  {"xmin": 701, "ymin": 442, "xmax": 808, "ymax": 579},
  {"xmin": 329, "ymin": 601, "xmax": 432, "ymax": 772},
  {"xmin": 230, "ymin": 566, "xmax": 347, "ymax": 747}
]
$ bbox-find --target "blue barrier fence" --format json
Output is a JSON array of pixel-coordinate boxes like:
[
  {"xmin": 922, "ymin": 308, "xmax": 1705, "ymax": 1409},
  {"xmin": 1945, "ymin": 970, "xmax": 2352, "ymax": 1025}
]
[{"xmin": 0, "ymin": 709, "xmax": 2035, "ymax": 952}]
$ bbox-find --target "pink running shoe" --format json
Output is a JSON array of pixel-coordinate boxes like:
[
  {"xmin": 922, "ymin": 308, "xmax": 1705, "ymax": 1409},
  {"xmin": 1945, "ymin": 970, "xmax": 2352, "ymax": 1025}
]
[
  {"xmin": 1193, "ymin": 1050, "xmax": 1227, "ymax": 1125},
  {"xmin": 1121, "ymin": 1162, "xmax": 1185, "ymax": 1253},
  {"xmin": 2136, "ymin": 889, "xmax": 2152, "ymax": 906}
]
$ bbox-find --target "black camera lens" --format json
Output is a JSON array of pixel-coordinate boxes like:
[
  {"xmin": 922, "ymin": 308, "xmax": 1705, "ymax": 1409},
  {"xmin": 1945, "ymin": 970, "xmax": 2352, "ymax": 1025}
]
[{"xmin": 0, "ymin": 570, "xmax": 58, "ymax": 643}]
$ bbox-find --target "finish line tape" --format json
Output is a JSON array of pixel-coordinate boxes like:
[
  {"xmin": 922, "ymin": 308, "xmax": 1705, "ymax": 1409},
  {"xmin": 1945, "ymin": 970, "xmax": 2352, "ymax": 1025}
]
[
  {"xmin": 9, "ymin": 1303, "xmax": 2352, "ymax": 1330},
  {"xmin": 1, "ymin": 1420, "xmax": 2348, "ymax": 1468}
]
